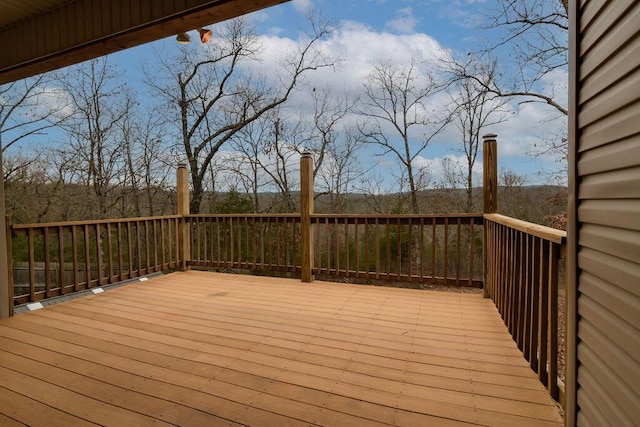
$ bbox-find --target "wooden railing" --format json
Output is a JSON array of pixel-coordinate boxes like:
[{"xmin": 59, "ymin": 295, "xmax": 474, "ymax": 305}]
[
  {"xmin": 185, "ymin": 213, "xmax": 483, "ymax": 287},
  {"xmin": 8, "ymin": 212, "xmax": 484, "ymax": 305},
  {"xmin": 312, "ymin": 214, "xmax": 483, "ymax": 286},
  {"xmin": 9, "ymin": 215, "xmax": 182, "ymax": 305},
  {"xmin": 188, "ymin": 214, "xmax": 301, "ymax": 273},
  {"xmin": 484, "ymin": 213, "xmax": 566, "ymax": 401}
]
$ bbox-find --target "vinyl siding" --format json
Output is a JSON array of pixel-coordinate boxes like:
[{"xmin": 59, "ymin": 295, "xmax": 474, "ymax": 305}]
[{"xmin": 575, "ymin": 0, "xmax": 640, "ymax": 424}]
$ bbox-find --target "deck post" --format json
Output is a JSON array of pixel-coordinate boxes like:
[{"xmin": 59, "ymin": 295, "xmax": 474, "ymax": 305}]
[
  {"xmin": 483, "ymin": 134, "xmax": 498, "ymax": 298},
  {"xmin": 300, "ymin": 152, "xmax": 314, "ymax": 282},
  {"xmin": 177, "ymin": 163, "xmax": 191, "ymax": 271},
  {"xmin": 0, "ymin": 146, "xmax": 10, "ymax": 318}
]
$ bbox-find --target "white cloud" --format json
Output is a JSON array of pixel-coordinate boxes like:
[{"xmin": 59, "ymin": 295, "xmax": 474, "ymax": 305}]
[
  {"xmin": 257, "ymin": 19, "xmax": 447, "ymax": 87},
  {"xmin": 385, "ymin": 7, "xmax": 419, "ymax": 34},
  {"xmin": 233, "ymin": 18, "xmax": 566, "ymax": 184},
  {"xmin": 431, "ymin": 0, "xmax": 485, "ymax": 29},
  {"xmin": 541, "ymin": 68, "xmax": 569, "ymax": 111},
  {"xmin": 292, "ymin": 0, "xmax": 313, "ymax": 14},
  {"xmin": 414, "ymin": 153, "xmax": 483, "ymax": 187},
  {"xmin": 247, "ymin": 9, "xmax": 271, "ymax": 23}
]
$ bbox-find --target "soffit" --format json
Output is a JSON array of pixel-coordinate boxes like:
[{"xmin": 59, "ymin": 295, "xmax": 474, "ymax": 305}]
[
  {"xmin": 0, "ymin": 0, "xmax": 290, "ymax": 84},
  {"xmin": 0, "ymin": 0, "xmax": 76, "ymax": 30}
]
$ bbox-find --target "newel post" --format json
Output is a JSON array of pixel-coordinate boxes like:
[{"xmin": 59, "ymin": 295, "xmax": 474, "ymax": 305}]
[
  {"xmin": 483, "ymin": 134, "xmax": 498, "ymax": 298},
  {"xmin": 0, "ymin": 146, "xmax": 11, "ymax": 318},
  {"xmin": 177, "ymin": 163, "xmax": 191, "ymax": 271},
  {"xmin": 300, "ymin": 152, "xmax": 314, "ymax": 282},
  {"xmin": 483, "ymin": 134, "xmax": 498, "ymax": 215}
]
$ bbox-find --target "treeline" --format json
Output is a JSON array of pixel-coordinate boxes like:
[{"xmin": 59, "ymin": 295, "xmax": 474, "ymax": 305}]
[{"xmin": 4, "ymin": 173, "xmax": 567, "ymax": 230}]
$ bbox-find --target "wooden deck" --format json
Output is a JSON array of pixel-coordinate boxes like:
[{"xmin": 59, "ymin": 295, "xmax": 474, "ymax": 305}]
[{"xmin": 0, "ymin": 271, "xmax": 563, "ymax": 426}]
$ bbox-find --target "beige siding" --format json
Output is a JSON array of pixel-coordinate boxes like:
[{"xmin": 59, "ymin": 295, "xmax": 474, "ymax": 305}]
[{"xmin": 574, "ymin": 0, "xmax": 640, "ymax": 424}]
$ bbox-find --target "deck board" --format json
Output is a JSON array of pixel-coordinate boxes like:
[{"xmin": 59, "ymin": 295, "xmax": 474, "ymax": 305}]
[{"xmin": 0, "ymin": 271, "xmax": 563, "ymax": 426}]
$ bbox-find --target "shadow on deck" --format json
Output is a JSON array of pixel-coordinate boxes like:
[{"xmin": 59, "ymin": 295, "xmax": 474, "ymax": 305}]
[{"xmin": 0, "ymin": 271, "xmax": 562, "ymax": 426}]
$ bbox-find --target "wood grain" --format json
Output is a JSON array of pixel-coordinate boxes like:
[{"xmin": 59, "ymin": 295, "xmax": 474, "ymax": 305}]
[{"xmin": 0, "ymin": 271, "xmax": 563, "ymax": 426}]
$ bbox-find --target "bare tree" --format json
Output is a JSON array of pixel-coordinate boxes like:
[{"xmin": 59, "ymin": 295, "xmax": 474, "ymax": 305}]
[
  {"xmin": 0, "ymin": 73, "xmax": 69, "ymax": 153},
  {"xmin": 260, "ymin": 113, "xmax": 303, "ymax": 213},
  {"xmin": 3, "ymin": 152, "xmax": 62, "ymax": 223},
  {"xmin": 119, "ymin": 108, "xmax": 173, "ymax": 217},
  {"xmin": 468, "ymin": 0, "xmax": 568, "ymax": 116},
  {"xmin": 145, "ymin": 16, "xmax": 334, "ymax": 214},
  {"xmin": 315, "ymin": 127, "xmax": 366, "ymax": 213},
  {"xmin": 1, "ymin": 73, "xmax": 69, "ymax": 217},
  {"xmin": 56, "ymin": 57, "xmax": 132, "ymax": 218},
  {"xmin": 223, "ymin": 109, "xmax": 304, "ymax": 213},
  {"xmin": 446, "ymin": 0, "xmax": 569, "ymax": 180},
  {"xmin": 448, "ymin": 60, "xmax": 510, "ymax": 212},
  {"xmin": 284, "ymin": 86, "xmax": 363, "ymax": 213},
  {"xmin": 499, "ymin": 168, "xmax": 528, "ymax": 219},
  {"xmin": 227, "ymin": 113, "xmax": 273, "ymax": 213},
  {"xmin": 358, "ymin": 60, "xmax": 449, "ymax": 214}
]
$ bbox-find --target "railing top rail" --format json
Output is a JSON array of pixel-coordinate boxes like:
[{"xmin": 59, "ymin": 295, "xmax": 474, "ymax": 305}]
[
  {"xmin": 187, "ymin": 213, "xmax": 484, "ymax": 220},
  {"xmin": 11, "ymin": 214, "xmax": 182, "ymax": 230},
  {"xmin": 312, "ymin": 213, "xmax": 484, "ymax": 219},
  {"xmin": 186, "ymin": 213, "xmax": 300, "ymax": 219},
  {"xmin": 484, "ymin": 213, "xmax": 566, "ymax": 244}
]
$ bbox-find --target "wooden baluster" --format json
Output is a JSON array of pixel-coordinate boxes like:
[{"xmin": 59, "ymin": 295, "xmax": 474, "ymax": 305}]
[
  {"xmin": 334, "ymin": 217, "xmax": 340, "ymax": 277},
  {"xmin": 5, "ymin": 217, "xmax": 13, "ymax": 313},
  {"xmin": 355, "ymin": 219, "xmax": 360, "ymax": 278},
  {"xmin": 127, "ymin": 222, "xmax": 134, "ymax": 278},
  {"xmin": 420, "ymin": 217, "xmax": 425, "ymax": 284},
  {"xmin": 456, "ymin": 217, "xmax": 461, "ymax": 285},
  {"xmin": 116, "ymin": 222, "xmax": 123, "ymax": 280},
  {"xmin": 385, "ymin": 218, "xmax": 391, "ymax": 280},
  {"xmin": 468, "ymin": 218, "xmax": 474, "ymax": 287},
  {"xmin": 517, "ymin": 229, "xmax": 526, "ymax": 351},
  {"xmin": 365, "ymin": 219, "xmax": 371, "ymax": 279},
  {"xmin": 58, "ymin": 226, "xmax": 65, "ymax": 293},
  {"xmin": 431, "ymin": 218, "xmax": 436, "ymax": 284},
  {"xmin": 443, "ymin": 218, "xmax": 449, "ymax": 285},
  {"xmin": 71, "ymin": 225, "xmax": 79, "ymax": 290},
  {"xmin": 151, "ymin": 220, "xmax": 157, "ymax": 272},
  {"xmin": 96, "ymin": 224, "xmax": 104, "ymax": 284},
  {"xmin": 84, "ymin": 224, "xmax": 91, "ymax": 287},
  {"xmin": 548, "ymin": 242, "xmax": 560, "ymax": 400},
  {"xmin": 43, "ymin": 226, "xmax": 51, "ymax": 298},
  {"xmin": 523, "ymin": 233, "xmax": 532, "ymax": 361},
  {"xmin": 507, "ymin": 228, "xmax": 515, "ymax": 333},
  {"xmin": 28, "ymin": 228, "xmax": 35, "ymax": 301},
  {"xmin": 244, "ymin": 216, "xmax": 249, "ymax": 270},
  {"xmin": 530, "ymin": 236, "xmax": 541, "ymax": 372},
  {"xmin": 238, "ymin": 217, "xmax": 244, "ymax": 269},
  {"xmin": 144, "ymin": 220, "xmax": 150, "ymax": 273},
  {"xmin": 539, "ymin": 240, "xmax": 551, "ymax": 385},
  {"xmin": 137, "ymin": 221, "xmax": 143, "ymax": 273},
  {"xmin": 375, "ymin": 218, "xmax": 380, "ymax": 280},
  {"xmin": 407, "ymin": 219, "xmax": 412, "ymax": 282}
]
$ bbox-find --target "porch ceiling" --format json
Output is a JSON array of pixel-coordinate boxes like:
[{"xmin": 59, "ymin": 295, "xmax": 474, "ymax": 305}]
[
  {"xmin": 0, "ymin": 0, "xmax": 290, "ymax": 85},
  {"xmin": 0, "ymin": 0, "xmax": 74, "ymax": 29}
]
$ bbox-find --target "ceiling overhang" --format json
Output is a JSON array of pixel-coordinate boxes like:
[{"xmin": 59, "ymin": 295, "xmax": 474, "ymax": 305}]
[{"xmin": 0, "ymin": 0, "xmax": 290, "ymax": 85}]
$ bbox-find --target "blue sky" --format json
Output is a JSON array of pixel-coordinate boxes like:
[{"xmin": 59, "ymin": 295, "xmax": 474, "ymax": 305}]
[
  {"xmin": 111, "ymin": 0, "xmax": 566, "ymax": 187},
  {"xmin": 17, "ymin": 0, "xmax": 567, "ymax": 189}
]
